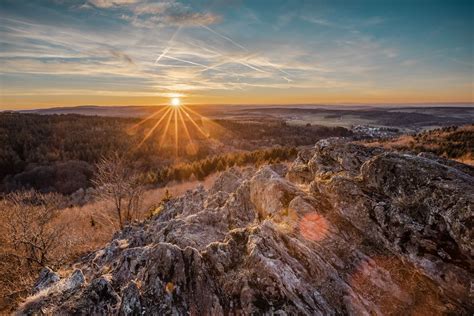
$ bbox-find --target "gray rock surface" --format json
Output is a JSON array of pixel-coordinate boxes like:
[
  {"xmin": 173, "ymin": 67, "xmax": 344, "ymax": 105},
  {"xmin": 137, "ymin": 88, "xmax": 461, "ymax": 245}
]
[
  {"xmin": 19, "ymin": 141, "xmax": 473, "ymax": 315},
  {"xmin": 32, "ymin": 267, "xmax": 60, "ymax": 294}
]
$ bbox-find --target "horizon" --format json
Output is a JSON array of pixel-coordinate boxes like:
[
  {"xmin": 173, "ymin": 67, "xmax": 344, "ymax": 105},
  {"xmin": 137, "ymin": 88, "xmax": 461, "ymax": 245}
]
[
  {"xmin": 1, "ymin": 0, "xmax": 473, "ymax": 109},
  {"xmin": 2, "ymin": 102, "xmax": 474, "ymax": 112}
]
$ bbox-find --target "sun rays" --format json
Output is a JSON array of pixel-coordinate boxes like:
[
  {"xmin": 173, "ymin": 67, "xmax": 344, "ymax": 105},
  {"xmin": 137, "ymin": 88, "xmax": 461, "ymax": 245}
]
[{"xmin": 129, "ymin": 98, "xmax": 218, "ymax": 157}]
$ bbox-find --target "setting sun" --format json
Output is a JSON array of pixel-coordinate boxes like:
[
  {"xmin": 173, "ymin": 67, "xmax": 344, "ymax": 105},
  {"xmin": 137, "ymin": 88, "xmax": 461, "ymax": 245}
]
[{"xmin": 171, "ymin": 97, "xmax": 181, "ymax": 107}]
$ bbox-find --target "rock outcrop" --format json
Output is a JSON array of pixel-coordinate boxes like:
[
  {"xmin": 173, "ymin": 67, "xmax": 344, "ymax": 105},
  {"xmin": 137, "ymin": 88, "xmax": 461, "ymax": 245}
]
[{"xmin": 19, "ymin": 141, "xmax": 473, "ymax": 315}]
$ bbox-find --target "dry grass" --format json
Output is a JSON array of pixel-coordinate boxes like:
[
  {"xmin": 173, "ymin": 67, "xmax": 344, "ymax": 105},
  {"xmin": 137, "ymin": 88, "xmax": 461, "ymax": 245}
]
[
  {"xmin": 361, "ymin": 124, "xmax": 473, "ymax": 166},
  {"xmin": 57, "ymin": 174, "xmax": 218, "ymax": 259},
  {"xmin": 140, "ymin": 175, "xmax": 217, "ymax": 216},
  {"xmin": 454, "ymin": 152, "xmax": 474, "ymax": 165},
  {"xmin": 0, "ymin": 174, "xmax": 217, "ymax": 313}
]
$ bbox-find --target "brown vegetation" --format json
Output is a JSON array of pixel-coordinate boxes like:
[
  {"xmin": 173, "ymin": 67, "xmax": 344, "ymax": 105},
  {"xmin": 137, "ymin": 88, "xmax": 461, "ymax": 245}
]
[
  {"xmin": 0, "ymin": 191, "xmax": 66, "ymax": 310},
  {"xmin": 363, "ymin": 125, "xmax": 474, "ymax": 165},
  {"xmin": 92, "ymin": 154, "xmax": 144, "ymax": 229}
]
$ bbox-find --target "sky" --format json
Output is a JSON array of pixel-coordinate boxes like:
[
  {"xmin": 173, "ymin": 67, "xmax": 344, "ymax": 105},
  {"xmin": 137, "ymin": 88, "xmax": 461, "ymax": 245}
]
[{"xmin": 0, "ymin": 0, "xmax": 473, "ymax": 110}]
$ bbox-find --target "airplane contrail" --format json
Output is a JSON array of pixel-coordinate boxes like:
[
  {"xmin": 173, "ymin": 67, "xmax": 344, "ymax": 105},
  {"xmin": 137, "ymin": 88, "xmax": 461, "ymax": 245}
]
[
  {"xmin": 201, "ymin": 25, "xmax": 247, "ymax": 51},
  {"xmin": 187, "ymin": 40, "xmax": 223, "ymax": 57},
  {"xmin": 154, "ymin": 26, "xmax": 181, "ymax": 65},
  {"xmin": 264, "ymin": 60, "xmax": 292, "ymax": 76},
  {"xmin": 238, "ymin": 60, "xmax": 268, "ymax": 73},
  {"xmin": 200, "ymin": 60, "xmax": 228, "ymax": 72},
  {"xmin": 163, "ymin": 55, "xmax": 208, "ymax": 68},
  {"xmin": 154, "ymin": 46, "xmax": 170, "ymax": 64}
]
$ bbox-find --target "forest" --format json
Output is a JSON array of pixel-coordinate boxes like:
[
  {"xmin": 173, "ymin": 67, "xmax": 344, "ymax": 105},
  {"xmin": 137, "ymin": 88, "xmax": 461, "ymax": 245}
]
[{"xmin": 0, "ymin": 112, "xmax": 350, "ymax": 193}]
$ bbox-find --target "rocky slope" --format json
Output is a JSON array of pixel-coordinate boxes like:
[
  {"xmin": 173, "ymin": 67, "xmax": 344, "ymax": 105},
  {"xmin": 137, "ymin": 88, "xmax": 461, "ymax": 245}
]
[{"xmin": 19, "ymin": 139, "xmax": 473, "ymax": 315}]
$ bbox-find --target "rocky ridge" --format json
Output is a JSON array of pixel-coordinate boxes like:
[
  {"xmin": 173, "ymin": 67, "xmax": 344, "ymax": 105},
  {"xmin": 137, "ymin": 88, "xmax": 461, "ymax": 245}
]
[{"xmin": 19, "ymin": 139, "xmax": 473, "ymax": 315}]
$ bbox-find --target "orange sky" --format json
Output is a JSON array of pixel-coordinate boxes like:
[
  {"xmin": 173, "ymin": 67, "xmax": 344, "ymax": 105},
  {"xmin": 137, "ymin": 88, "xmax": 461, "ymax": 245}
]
[{"xmin": 2, "ymin": 88, "xmax": 473, "ymax": 110}]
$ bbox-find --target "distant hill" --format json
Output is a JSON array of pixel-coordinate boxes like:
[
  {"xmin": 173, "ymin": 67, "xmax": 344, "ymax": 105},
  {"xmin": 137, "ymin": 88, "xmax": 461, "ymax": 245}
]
[
  {"xmin": 11, "ymin": 105, "xmax": 473, "ymax": 131},
  {"xmin": 18, "ymin": 105, "xmax": 163, "ymax": 118}
]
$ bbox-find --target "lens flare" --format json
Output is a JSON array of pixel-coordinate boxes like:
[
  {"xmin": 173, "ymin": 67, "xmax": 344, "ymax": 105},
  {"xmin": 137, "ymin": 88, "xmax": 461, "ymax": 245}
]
[{"xmin": 299, "ymin": 213, "xmax": 330, "ymax": 242}]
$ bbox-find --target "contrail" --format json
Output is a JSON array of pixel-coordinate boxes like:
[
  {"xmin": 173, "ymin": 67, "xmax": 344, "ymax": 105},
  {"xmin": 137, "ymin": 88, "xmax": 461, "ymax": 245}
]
[
  {"xmin": 238, "ymin": 60, "xmax": 268, "ymax": 73},
  {"xmin": 200, "ymin": 60, "xmax": 228, "ymax": 72},
  {"xmin": 163, "ymin": 55, "xmax": 208, "ymax": 68},
  {"xmin": 187, "ymin": 41, "xmax": 223, "ymax": 57},
  {"xmin": 264, "ymin": 60, "xmax": 292, "ymax": 76},
  {"xmin": 201, "ymin": 25, "xmax": 247, "ymax": 51},
  {"xmin": 154, "ymin": 46, "xmax": 170, "ymax": 64},
  {"xmin": 154, "ymin": 26, "xmax": 181, "ymax": 65}
]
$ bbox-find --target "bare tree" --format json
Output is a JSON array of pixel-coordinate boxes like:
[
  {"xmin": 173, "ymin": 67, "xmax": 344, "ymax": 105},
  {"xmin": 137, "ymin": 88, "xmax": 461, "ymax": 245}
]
[
  {"xmin": 0, "ymin": 190, "xmax": 66, "ymax": 309},
  {"xmin": 92, "ymin": 154, "xmax": 144, "ymax": 229}
]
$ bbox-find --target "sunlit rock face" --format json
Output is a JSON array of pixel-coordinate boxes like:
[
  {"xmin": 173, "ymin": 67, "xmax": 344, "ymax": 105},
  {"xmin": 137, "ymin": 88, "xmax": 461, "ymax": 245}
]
[{"xmin": 19, "ymin": 141, "xmax": 473, "ymax": 315}]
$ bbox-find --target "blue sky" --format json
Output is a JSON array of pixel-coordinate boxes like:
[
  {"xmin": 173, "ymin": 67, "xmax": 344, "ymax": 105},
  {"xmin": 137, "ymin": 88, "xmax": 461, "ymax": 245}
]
[{"xmin": 0, "ymin": 0, "xmax": 472, "ymax": 109}]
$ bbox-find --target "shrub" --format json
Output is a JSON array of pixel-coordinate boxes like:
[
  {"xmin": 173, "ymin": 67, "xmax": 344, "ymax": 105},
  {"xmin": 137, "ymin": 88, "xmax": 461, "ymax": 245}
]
[{"xmin": 0, "ymin": 190, "xmax": 66, "ymax": 311}]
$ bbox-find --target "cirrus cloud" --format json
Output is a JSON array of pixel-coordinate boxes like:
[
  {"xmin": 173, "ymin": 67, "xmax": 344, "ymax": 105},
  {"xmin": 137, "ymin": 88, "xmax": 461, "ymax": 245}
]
[
  {"xmin": 87, "ymin": 0, "xmax": 221, "ymax": 27},
  {"xmin": 87, "ymin": 0, "xmax": 140, "ymax": 8}
]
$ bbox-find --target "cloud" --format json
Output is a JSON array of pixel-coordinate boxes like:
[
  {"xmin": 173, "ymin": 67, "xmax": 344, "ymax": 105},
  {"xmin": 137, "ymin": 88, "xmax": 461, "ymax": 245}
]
[
  {"xmin": 0, "ymin": 15, "xmax": 366, "ymax": 98},
  {"xmin": 132, "ymin": 2, "xmax": 174, "ymax": 14},
  {"xmin": 132, "ymin": 1, "xmax": 221, "ymax": 27},
  {"xmin": 7, "ymin": 2, "xmax": 461, "ymax": 104},
  {"xmin": 89, "ymin": 0, "xmax": 221, "ymax": 27},
  {"xmin": 88, "ymin": 0, "xmax": 140, "ymax": 8},
  {"xmin": 162, "ymin": 12, "xmax": 220, "ymax": 26}
]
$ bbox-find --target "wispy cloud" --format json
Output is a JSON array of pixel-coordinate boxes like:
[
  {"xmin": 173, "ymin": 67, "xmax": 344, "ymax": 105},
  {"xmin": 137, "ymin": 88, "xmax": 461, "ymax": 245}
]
[
  {"xmin": 1, "ymin": 0, "xmax": 472, "ymax": 107},
  {"xmin": 91, "ymin": 0, "xmax": 221, "ymax": 27},
  {"xmin": 87, "ymin": 0, "xmax": 140, "ymax": 9},
  {"xmin": 87, "ymin": 0, "xmax": 140, "ymax": 8}
]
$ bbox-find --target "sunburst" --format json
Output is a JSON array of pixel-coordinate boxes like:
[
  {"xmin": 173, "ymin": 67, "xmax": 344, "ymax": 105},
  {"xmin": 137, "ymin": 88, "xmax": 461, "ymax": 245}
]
[
  {"xmin": 171, "ymin": 97, "xmax": 181, "ymax": 107},
  {"xmin": 129, "ymin": 97, "xmax": 220, "ymax": 157}
]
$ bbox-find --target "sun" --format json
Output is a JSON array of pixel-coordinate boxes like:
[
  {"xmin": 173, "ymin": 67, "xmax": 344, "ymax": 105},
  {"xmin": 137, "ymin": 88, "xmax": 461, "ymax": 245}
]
[{"xmin": 171, "ymin": 97, "xmax": 181, "ymax": 107}]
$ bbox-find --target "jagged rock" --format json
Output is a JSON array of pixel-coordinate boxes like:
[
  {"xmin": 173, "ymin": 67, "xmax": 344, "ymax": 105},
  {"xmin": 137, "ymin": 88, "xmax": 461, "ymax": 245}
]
[
  {"xmin": 287, "ymin": 148, "xmax": 315, "ymax": 184},
  {"xmin": 210, "ymin": 167, "xmax": 242, "ymax": 194},
  {"xmin": 119, "ymin": 282, "xmax": 141, "ymax": 315},
  {"xmin": 249, "ymin": 166, "xmax": 304, "ymax": 219},
  {"xmin": 20, "ymin": 269, "xmax": 85, "ymax": 314},
  {"xmin": 308, "ymin": 138, "xmax": 385, "ymax": 178},
  {"xmin": 62, "ymin": 269, "xmax": 85, "ymax": 292},
  {"xmin": 417, "ymin": 152, "xmax": 474, "ymax": 177},
  {"xmin": 19, "ymin": 142, "xmax": 474, "ymax": 315},
  {"xmin": 268, "ymin": 163, "xmax": 288, "ymax": 178},
  {"xmin": 32, "ymin": 267, "xmax": 60, "ymax": 294}
]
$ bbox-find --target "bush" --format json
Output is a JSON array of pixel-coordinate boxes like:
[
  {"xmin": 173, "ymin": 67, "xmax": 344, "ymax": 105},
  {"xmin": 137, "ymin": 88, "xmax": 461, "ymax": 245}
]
[{"xmin": 0, "ymin": 190, "xmax": 67, "ymax": 311}]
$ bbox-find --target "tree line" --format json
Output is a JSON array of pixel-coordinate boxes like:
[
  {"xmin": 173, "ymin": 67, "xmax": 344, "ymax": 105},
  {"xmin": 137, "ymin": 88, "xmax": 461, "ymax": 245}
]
[{"xmin": 141, "ymin": 146, "xmax": 298, "ymax": 185}]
